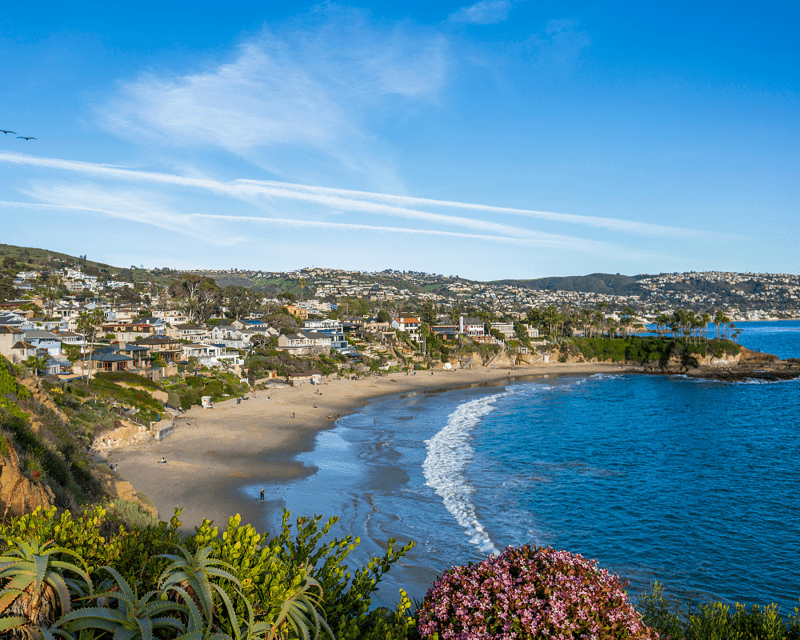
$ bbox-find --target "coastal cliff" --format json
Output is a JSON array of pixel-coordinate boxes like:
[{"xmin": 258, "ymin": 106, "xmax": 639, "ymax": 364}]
[
  {"xmin": 542, "ymin": 338, "xmax": 800, "ymax": 383},
  {"xmin": 659, "ymin": 347, "xmax": 800, "ymax": 382}
]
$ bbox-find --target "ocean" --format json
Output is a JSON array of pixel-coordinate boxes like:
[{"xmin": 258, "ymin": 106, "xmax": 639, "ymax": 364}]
[{"xmin": 252, "ymin": 320, "xmax": 800, "ymax": 612}]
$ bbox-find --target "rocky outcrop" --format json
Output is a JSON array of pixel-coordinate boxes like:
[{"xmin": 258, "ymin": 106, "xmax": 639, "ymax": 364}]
[
  {"xmin": 99, "ymin": 476, "xmax": 158, "ymax": 519},
  {"xmin": 92, "ymin": 422, "xmax": 156, "ymax": 451},
  {"xmin": 651, "ymin": 347, "xmax": 799, "ymax": 382},
  {"xmin": 0, "ymin": 438, "xmax": 54, "ymax": 519}
]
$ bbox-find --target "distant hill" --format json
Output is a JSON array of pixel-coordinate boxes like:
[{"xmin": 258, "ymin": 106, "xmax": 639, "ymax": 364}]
[
  {"xmin": 492, "ymin": 273, "xmax": 645, "ymax": 295},
  {"xmin": 0, "ymin": 244, "xmax": 177, "ymax": 286},
  {"xmin": 0, "ymin": 243, "xmax": 116, "ymax": 272}
]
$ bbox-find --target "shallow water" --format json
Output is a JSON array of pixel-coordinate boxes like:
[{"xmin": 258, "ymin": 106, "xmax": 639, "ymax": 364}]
[{"xmin": 249, "ymin": 320, "xmax": 800, "ymax": 611}]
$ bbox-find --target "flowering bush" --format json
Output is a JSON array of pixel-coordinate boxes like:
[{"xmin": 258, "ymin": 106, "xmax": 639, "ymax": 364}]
[{"xmin": 418, "ymin": 545, "xmax": 658, "ymax": 640}]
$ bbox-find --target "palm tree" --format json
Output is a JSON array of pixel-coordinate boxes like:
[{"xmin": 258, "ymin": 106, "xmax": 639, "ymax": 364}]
[
  {"xmin": 714, "ymin": 310, "xmax": 726, "ymax": 340},
  {"xmin": 593, "ymin": 310, "xmax": 606, "ymax": 338},
  {"xmin": 655, "ymin": 313, "xmax": 670, "ymax": 338},
  {"xmin": 701, "ymin": 312, "xmax": 711, "ymax": 343},
  {"xmin": 26, "ymin": 353, "xmax": 50, "ymax": 378}
]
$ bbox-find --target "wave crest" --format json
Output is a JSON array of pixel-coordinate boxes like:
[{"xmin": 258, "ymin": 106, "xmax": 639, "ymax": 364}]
[{"xmin": 422, "ymin": 394, "xmax": 503, "ymax": 555}]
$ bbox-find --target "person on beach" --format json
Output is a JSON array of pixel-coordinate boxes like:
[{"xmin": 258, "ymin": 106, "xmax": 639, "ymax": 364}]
[
  {"xmin": 159, "ymin": 457, "xmax": 167, "ymax": 464},
  {"xmin": 259, "ymin": 488, "xmax": 265, "ymax": 502}
]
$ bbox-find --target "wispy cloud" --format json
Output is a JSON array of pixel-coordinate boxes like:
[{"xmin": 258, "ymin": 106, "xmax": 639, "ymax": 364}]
[
  {"xmin": 449, "ymin": 1, "xmax": 517, "ymax": 25},
  {"xmin": 0, "ymin": 151, "xmax": 733, "ymax": 243},
  {"xmin": 0, "ymin": 197, "xmax": 613, "ymax": 254},
  {"xmin": 98, "ymin": 6, "xmax": 449, "ymax": 190},
  {"xmin": 13, "ymin": 185, "xmax": 244, "ymax": 246}
]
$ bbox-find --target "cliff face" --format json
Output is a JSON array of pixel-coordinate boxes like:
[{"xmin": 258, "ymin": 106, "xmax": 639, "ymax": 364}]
[
  {"xmin": 0, "ymin": 357, "xmax": 109, "ymax": 515},
  {"xmin": 0, "ymin": 437, "xmax": 54, "ymax": 519}
]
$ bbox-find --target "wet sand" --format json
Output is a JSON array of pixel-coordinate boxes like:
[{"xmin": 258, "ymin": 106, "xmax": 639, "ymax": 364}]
[{"xmin": 109, "ymin": 362, "xmax": 631, "ymax": 533}]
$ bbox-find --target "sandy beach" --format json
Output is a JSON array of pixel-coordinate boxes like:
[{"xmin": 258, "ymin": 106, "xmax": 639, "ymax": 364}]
[{"xmin": 109, "ymin": 361, "xmax": 631, "ymax": 533}]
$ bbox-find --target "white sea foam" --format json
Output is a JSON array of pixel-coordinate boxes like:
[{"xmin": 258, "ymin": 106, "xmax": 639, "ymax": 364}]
[{"xmin": 422, "ymin": 394, "xmax": 504, "ymax": 555}]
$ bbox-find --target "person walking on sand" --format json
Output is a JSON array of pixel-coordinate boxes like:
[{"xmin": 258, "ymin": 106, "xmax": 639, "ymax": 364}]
[{"xmin": 259, "ymin": 488, "xmax": 265, "ymax": 502}]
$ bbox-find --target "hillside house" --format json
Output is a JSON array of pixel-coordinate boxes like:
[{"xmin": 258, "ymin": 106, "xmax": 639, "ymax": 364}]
[
  {"xmin": 136, "ymin": 336, "xmax": 184, "ymax": 363},
  {"xmin": 101, "ymin": 322, "xmax": 154, "ymax": 342},
  {"xmin": 491, "ymin": 322, "xmax": 516, "ymax": 339},
  {"xmin": 167, "ymin": 323, "xmax": 206, "ymax": 340},
  {"xmin": 277, "ymin": 331, "xmax": 332, "ymax": 355},
  {"xmin": 391, "ymin": 317, "xmax": 422, "ymax": 342},
  {"xmin": 0, "ymin": 327, "xmax": 26, "ymax": 361},
  {"xmin": 23, "ymin": 330, "xmax": 62, "ymax": 356},
  {"xmin": 458, "ymin": 317, "xmax": 486, "ymax": 337},
  {"xmin": 181, "ymin": 343, "xmax": 243, "ymax": 368},
  {"xmin": 431, "ymin": 325, "xmax": 459, "ymax": 340}
]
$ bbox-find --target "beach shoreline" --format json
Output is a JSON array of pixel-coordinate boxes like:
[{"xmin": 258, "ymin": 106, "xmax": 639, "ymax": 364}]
[{"xmin": 109, "ymin": 362, "xmax": 632, "ymax": 533}]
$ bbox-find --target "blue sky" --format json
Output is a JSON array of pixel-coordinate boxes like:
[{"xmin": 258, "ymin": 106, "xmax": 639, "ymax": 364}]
[{"xmin": 1, "ymin": 1, "xmax": 798, "ymax": 280}]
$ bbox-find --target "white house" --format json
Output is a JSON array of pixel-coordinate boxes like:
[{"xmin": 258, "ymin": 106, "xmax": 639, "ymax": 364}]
[
  {"xmin": 277, "ymin": 331, "xmax": 332, "ymax": 355},
  {"xmin": 182, "ymin": 343, "xmax": 243, "ymax": 368},
  {"xmin": 22, "ymin": 330, "xmax": 62, "ymax": 356},
  {"xmin": 459, "ymin": 316, "xmax": 485, "ymax": 337},
  {"xmin": 391, "ymin": 317, "xmax": 422, "ymax": 342},
  {"xmin": 167, "ymin": 324, "xmax": 206, "ymax": 340},
  {"xmin": 491, "ymin": 322, "xmax": 516, "ymax": 339}
]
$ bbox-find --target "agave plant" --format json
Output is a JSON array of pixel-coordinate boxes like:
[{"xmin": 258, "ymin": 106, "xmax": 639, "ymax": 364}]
[
  {"xmin": 230, "ymin": 571, "xmax": 332, "ymax": 640},
  {"xmin": 158, "ymin": 545, "xmax": 242, "ymax": 637},
  {"xmin": 57, "ymin": 565, "xmax": 208, "ymax": 640},
  {"xmin": 0, "ymin": 538, "xmax": 92, "ymax": 635},
  {"xmin": 267, "ymin": 572, "xmax": 332, "ymax": 640}
]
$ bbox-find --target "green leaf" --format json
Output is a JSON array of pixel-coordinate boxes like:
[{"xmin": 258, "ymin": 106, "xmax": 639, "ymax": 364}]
[{"xmin": 0, "ymin": 615, "xmax": 29, "ymax": 631}]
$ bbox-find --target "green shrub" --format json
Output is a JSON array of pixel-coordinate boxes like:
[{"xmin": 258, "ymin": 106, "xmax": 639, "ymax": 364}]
[
  {"xmin": 0, "ymin": 507, "xmax": 417, "ymax": 639},
  {"xmin": 188, "ymin": 510, "xmax": 417, "ymax": 639},
  {"xmin": 104, "ymin": 498, "xmax": 161, "ymax": 531},
  {"xmin": 637, "ymin": 582, "xmax": 800, "ymax": 640}
]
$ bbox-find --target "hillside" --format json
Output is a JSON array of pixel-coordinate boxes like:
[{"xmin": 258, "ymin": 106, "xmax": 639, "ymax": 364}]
[
  {"xmin": 0, "ymin": 357, "xmax": 160, "ymax": 522},
  {"xmin": 492, "ymin": 273, "xmax": 645, "ymax": 295},
  {"xmin": 0, "ymin": 243, "xmax": 177, "ymax": 287}
]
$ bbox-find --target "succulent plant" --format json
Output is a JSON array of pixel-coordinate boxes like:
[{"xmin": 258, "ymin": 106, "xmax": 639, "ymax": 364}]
[{"xmin": 418, "ymin": 545, "xmax": 658, "ymax": 640}]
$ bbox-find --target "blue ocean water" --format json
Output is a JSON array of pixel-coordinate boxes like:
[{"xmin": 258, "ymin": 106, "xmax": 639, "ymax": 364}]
[{"xmin": 254, "ymin": 320, "xmax": 800, "ymax": 611}]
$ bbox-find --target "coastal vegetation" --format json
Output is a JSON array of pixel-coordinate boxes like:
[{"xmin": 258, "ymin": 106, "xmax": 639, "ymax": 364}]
[
  {"xmin": 566, "ymin": 336, "xmax": 741, "ymax": 366},
  {"xmin": 1, "ymin": 505, "xmax": 798, "ymax": 639},
  {"xmin": 0, "ymin": 358, "xmax": 105, "ymax": 510},
  {"xmin": 0, "ymin": 506, "xmax": 416, "ymax": 640}
]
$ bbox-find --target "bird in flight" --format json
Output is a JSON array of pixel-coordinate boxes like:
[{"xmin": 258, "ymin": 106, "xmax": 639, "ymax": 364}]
[
  {"xmin": 17, "ymin": 136, "xmax": 36, "ymax": 140},
  {"xmin": 1, "ymin": 130, "xmax": 16, "ymax": 134}
]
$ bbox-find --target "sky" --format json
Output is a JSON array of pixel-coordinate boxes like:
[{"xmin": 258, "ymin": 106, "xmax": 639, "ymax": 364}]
[{"xmin": 1, "ymin": 1, "xmax": 799, "ymax": 280}]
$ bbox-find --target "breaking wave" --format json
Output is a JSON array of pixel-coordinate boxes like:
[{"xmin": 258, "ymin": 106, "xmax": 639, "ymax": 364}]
[{"xmin": 422, "ymin": 394, "xmax": 505, "ymax": 555}]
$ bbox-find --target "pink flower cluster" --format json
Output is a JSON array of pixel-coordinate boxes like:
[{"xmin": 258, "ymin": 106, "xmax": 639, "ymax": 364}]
[{"xmin": 418, "ymin": 545, "xmax": 658, "ymax": 640}]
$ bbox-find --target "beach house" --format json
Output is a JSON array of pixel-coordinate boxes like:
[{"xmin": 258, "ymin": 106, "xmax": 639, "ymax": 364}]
[
  {"xmin": 391, "ymin": 317, "xmax": 422, "ymax": 342},
  {"xmin": 277, "ymin": 331, "xmax": 332, "ymax": 355}
]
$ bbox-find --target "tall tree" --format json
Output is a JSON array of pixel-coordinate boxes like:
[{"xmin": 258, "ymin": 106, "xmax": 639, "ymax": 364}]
[
  {"xmin": 419, "ymin": 301, "xmax": 437, "ymax": 325},
  {"xmin": 77, "ymin": 308, "xmax": 105, "ymax": 380},
  {"xmin": 169, "ymin": 275, "xmax": 220, "ymax": 323},
  {"xmin": 714, "ymin": 310, "xmax": 726, "ymax": 340},
  {"xmin": 223, "ymin": 285, "xmax": 259, "ymax": 321}
]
